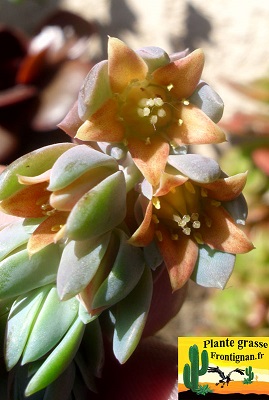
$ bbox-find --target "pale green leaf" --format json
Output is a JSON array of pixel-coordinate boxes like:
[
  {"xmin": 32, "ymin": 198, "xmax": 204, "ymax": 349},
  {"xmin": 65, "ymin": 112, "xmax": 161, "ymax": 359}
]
[
  {"xmin": 22, "ymin": 287, "xmax": 79, "ymax": 364},
  {"xmin": 25, "ymin": 317, "xmax": 85, "ymax": 396}
]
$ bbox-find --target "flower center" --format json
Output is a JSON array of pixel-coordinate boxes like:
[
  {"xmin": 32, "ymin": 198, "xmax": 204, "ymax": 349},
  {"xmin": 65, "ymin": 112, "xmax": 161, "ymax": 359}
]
[
  {"xmin": 119, "ymin": 83, "xmax": 174, "ymax": 141},
  {"xmin": 151, "ymin": 182, "xmax": 214, "ymax": 244}
]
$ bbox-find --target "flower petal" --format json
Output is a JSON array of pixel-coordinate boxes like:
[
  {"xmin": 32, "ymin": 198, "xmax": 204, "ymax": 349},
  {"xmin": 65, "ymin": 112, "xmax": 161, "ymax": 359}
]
[
  {"xmin": 128, "ymin": 136, "xmax": 169, "ymax": 186},
  {"xmin": 201, "ymin": 172, "xmax": 248, "ymax": 201},
  {"xmin": 75, "ymin": 98, "xmax": 125, "ymax": 142},
  {"xmin": 152, "ymin": 49, "xmax": 204, "ymax": 99},
  {"xmin": 200, "ymin": 204, "xmax": 254, "ymax": 254},
  {"xmin": 108, "ymin": 37, "xmax": 148, "ymax": 93},
  {"xmin": 155, "ymin": 172, "xmax": 188, "ymax": 196},
  {"xmin": 128, "ymin": 201, "xmax": 155, "ymax": 247},
  {"xmin": 157, "ymin": 226, "xmax": 198, "ymax": 291},
  {"xmin": 27, "ymin": 212, "xmax": 68, "ymax": 255},
  {"xmin": 167, "ymin": 104, "xmax": 226, "ymax": 145}
]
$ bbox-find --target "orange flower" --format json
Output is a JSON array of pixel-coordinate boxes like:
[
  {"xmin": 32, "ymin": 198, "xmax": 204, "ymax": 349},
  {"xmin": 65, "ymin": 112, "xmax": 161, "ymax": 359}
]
[
  {"xmin": 75, "ymin": 37, "xmax": 225, "ymax": 186},
  {"xmin": 129, "ymin": 154, "xmax": 254, "ymax": 291}
]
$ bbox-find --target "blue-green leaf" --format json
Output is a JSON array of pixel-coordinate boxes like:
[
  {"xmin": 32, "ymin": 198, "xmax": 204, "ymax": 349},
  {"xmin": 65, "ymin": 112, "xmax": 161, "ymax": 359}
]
[
  {"xmin": 78, "ymin": 60, "xmax": 112, "ymax": 120},
  {"xmin": 168, "ymin": 154, "xmax": 221, "ymax": 183},
  {"xmin": 48, "ymin": 145, "xmax": 118, "ymax": 191},
  {"xmin": 57, "ymin": 233, "xmax": 111, "ymax": 301},
  {"xmin": 92, "ymin": 229, "xmax": 145, "ymax": 309},
  {"xmin": 112, "ymin": 266, "xmax": 153, "ymax": 364},
  {"xmin": 192, "ymin": 245, "xmax": 235, "ymax": 289}
]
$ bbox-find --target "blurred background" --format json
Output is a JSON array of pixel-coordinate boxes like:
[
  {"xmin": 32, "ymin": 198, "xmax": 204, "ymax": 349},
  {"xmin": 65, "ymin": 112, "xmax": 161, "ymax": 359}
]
[{"xmin": 1, "ymin": 0, "xmax": 269, "ymax": 342}]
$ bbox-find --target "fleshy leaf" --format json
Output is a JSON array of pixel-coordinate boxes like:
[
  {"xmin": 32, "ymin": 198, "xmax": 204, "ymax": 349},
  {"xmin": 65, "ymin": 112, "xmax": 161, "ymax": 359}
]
[
  {"xmin": 57, "ymin": 233, "xmax": 111, "ymax": 300},
  {"xmin": 112, "ymin": 266, "xmax": 153, "ymax": 364},
  {"xmin": 5, "ymin": 285, "xmax": 52, "ymax": 370},
  {"xmin": 48, "ymin": 144, "xmax": 118, "ymax": 191},
  {"xmin": 223, "ymin": 193, "xmax": 248, "ymax": 225},
  {"xmin": 66, "ymin": 171, "xmax": 126, "ymax": 240},
  {"xmin": 78, "ymin": 60, "xmax": 112, "ymax": 120},
  {"xmin": 80, "ymin": 319, "xmax": 104, "ymax": 378},
  {"xmin": 168, "ymin": 154, "xmax": 221, "ymax": 183},
  {"xmin": 135, "ymin": 46, "xmax": 170, "ymax": 73},
  {"xmin": 0, "ymin": 244, "xmax": 60, "ymax": 299},
  {"xmin": 25, "ymin": 317, "xmax": 85, "ymax": 396},
  {"xmin": 0, "ymin": 143, "xmax": 74, "ymax": 200},
  {"xmin": 92, "ymin": 229, "xmax": 145, "ymax": 309},
  {"xmin": 192, "ymin": 245, "xmax": 235, "ymax": 289},
  {"xmin": 22, "ymin": 287, "xmax": 79, "ymax": 364},
  {"xmin": 189, "ymin": 80, "xmax": 224, "ymax": 123},
  {"xmin": 0, "ymin": 220, "xmax": 30, "ymax": 262}
]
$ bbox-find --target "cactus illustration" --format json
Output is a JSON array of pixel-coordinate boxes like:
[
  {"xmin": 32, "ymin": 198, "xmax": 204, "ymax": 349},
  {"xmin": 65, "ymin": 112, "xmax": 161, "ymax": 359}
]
[
  {"xmin": 183, "ymin": 344, "xmax": 209, "ymax": 392},
  {"xmin": 243, "ymin": 366, "xmax": 254, "ymax": 384}
]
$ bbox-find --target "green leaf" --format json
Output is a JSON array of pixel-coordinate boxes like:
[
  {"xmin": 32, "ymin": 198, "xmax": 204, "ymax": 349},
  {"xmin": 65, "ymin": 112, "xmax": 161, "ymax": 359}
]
[
  {"xmin": 112, "ymin": 266, "xmax": 153, "ymax": 364},
  {"xmin": 92, "ymin": 229, "xmax": 145, "ymax": 309},
  {"xmin": 43, "ymin": 363, "xmax": 75, "ymax": 400},
  {"xmin": 0, "ymin": 244, "xmax": 60, "ymax": 300},
  {"xmin": 48, "ymin": 144, "xmax": 118, "ymax": 191},
  {"xmin": 22, "ymin": 287, "xmax": 79, "ymax": 364},
  {"xmin": 0, "ymin": 143, "xmax": 74, "ymax": 200},
  {"xmin": 0, "ymin": 220, "xmax": 30, "ymax": 262},
  {"xmin": 25, "ymin": 317, "xmax": 85, "ymax": 396},
  {"xmin": 5, "ymin": 285, "xmax": 52, "ymax": 370},
  {"xmin": 57, "ymin": 233, "xmax": 111, "ymax": 300},
  {"xmin": 66, "ymin": 171, "xmax": 126, "ymax": 240}
]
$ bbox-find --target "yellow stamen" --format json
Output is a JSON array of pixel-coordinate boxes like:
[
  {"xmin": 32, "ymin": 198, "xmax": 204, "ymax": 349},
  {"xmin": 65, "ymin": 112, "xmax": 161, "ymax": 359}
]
[
  {"xmin": 51, "ymin": 224, "xmax": 63, "ymax": 232},
  {"xmin": 154, "ymin": 97, "xmax": 164, "ymax": 107},
  {"xmin": 193, "ymin": 233, "xmax": 204, "ymax": 244},
  {"xmin": 191, "ymin": 212, "xmax": 199, "ymax": 221},
  {"xmin": 178, "ymin": 118, "xmax": 183, "ymax": 126},
  {"xmin": 152, "ymin": 197, "xmax": 161, "ymax": 209},
  {"xmin": 171, "ymin": 233, "xmax": 179, "ymax": 240},
  {"xmin": 157, "ymin": 108, "xmax": 166, "ymax": 118},
  {"xmin": 182, "ymin": 99, "xmax": 190, "ymax": 106},
  {"xmin": 167, "ymin": 83, "xmax": 173, "ymax": 91},
  {"xmin": 192, "ymin": 220, "xmax": 201, "ymax": 229},
  {"xmin": 182, "ymin": 227, "xmax": 191, "ymax": 235},
  {"xmin": 155, "ymin": 230, "xmax": 163, "ymax": 241},
  {"xmin": 211, "ymin": 200, "xmax": 221, "ymax": 207},
  {"xmin": 185, "ymin": 181, "xmax": 195, "ymax": 194},
  {"xmin": 201, "ymin": 188, "xmax": 208, "ymax": 197},
  {"xmin": 152, "ymin": 214, "xmax": 159, "ymax": 224}
]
